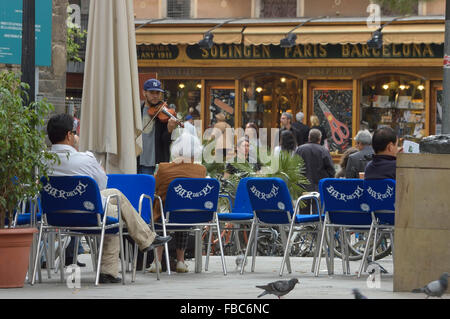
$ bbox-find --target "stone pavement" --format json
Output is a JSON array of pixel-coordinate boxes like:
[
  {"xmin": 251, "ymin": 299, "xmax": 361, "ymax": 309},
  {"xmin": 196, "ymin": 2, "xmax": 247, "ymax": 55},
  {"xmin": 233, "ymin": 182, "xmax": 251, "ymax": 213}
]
[{"xmin": 1, "ymin": 254, "xmax": 447, "ymax": 300}]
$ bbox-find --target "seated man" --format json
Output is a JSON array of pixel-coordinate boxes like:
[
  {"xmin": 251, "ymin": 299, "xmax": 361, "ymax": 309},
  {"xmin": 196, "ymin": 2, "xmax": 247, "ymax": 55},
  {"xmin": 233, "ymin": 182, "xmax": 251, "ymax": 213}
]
[
  {"xmin": 46, "ymin": 113, "xmax": 171, "ymax": 283},
  {"xmin": 345, "ymin": 129, "xmax": 374, "ymax": 178},
  {"xmin": 364, "ymin": 127, "xmax": 401, "ymax": 180}
]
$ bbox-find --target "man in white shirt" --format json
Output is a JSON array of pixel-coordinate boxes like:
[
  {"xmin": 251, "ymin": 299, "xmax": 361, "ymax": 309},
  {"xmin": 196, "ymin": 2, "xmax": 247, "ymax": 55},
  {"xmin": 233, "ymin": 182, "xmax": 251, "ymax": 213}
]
[{"xmin": 46, "ymin": 113, "xmax": 171, "ymax": 283}]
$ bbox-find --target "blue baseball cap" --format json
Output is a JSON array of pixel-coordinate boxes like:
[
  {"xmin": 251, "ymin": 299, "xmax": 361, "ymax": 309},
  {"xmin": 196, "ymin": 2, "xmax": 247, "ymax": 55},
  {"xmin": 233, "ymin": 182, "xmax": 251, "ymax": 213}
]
[{"xmin": 143, "ymin": 79, "xmax": 164, "ymax": 92}]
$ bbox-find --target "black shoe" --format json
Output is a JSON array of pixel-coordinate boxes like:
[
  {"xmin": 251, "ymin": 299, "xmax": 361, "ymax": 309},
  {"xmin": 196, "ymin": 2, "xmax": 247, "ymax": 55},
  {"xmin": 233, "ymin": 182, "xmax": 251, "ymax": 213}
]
[
  {"xmin": 144, "ymin": 235, "xmax": 172, "ymax": 252},
  {"xmin": 65, "ymin": 258, "xmax": 86, "ymax": 267},
  {"xmin": 99, "ymin": 273, "xmax": 122, "ymax": 284}
]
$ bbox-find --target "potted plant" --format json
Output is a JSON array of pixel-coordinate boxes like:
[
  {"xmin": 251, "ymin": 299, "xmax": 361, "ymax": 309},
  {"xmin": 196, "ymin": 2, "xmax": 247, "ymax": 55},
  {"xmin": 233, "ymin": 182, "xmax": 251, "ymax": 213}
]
[{"xmin": 0, "ymin": 70, "xmax": 58, "ymax": 288}]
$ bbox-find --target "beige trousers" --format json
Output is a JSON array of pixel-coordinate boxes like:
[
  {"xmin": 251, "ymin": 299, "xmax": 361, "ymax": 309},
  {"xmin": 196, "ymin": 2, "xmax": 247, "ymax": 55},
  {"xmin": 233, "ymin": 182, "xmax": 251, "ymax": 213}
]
[{"xmin": 99, "ymin": 188, "xmax": 156, "ymax": 277}]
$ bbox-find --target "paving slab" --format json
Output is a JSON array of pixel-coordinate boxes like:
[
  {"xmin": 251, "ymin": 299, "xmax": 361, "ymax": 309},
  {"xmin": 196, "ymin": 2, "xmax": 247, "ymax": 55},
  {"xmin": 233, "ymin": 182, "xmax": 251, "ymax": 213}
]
[{"xmin": 0, "ymin": 254, "xmax": 447, "ymax": 300}]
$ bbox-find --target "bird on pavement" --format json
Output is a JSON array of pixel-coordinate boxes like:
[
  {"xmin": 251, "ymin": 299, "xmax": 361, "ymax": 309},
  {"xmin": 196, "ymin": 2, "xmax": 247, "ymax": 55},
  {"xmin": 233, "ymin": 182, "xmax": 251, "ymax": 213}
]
[
  {"xmin": 256, "ymin": 278, "xmax": 298, "ymax": 299},
  {"xmin": 412, "ymin": 272, "xmax": 448, "ymax": 298},
  {"xmin": 366, "ymin": 259, "xmax": 388, "ymax": 274},
  {"xmin": 352, "ymin": 288, "xmax": 368, "ymax": 299},
  {"xmin": 235, "ymin": 254, "xmax": 247, "ymax": 271}
]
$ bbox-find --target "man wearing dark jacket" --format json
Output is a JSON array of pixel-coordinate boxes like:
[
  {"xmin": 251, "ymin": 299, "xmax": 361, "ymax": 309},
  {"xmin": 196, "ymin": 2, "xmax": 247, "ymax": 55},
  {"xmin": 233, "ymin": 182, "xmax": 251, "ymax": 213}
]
[
  {"xmin": 139, "ymin": 79, "xmax": 177, "ymax": 175},
  {"xmin": 295, "ymin": 128, "xmax": 336, "ymax": 192},
  {"xmin": 345, "ymin": 129, "xmax": 374, "ymax": 178},
  {"xmin": 364, "ymin": 127, "xmax": 401, "ymax": 180},
  {"xmin": 291, "ymin": 111, "xmax": 310, "ymax": 146}
]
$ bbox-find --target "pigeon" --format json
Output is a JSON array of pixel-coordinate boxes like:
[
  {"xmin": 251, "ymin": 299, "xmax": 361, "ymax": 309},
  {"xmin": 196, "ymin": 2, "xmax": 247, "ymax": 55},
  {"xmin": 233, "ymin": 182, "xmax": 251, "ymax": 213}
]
[
  {"xmin": 256, "ymin": 278, "xmax": 299, "ymax": 299},
  {"xmin": 352, "ymin": 288, "xmax": 368, "ymax": 299},
  {"xmin": 412, "ymin": 272, "xmax": 448, "ymax": 298},
  {"xmin": 366, "ymin": 259, "xmax": 388, "ymax": 274},
  {"xmin": 235, "ymin": 254, "xmax": 247, "ymax": 271}
]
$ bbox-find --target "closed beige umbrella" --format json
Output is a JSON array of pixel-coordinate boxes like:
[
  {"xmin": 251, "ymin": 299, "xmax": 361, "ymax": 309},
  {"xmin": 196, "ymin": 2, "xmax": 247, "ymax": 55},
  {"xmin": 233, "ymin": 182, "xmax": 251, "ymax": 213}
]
[{"xmin": 80, "ymin": 0, "xmax": 142, "ymax": 174}]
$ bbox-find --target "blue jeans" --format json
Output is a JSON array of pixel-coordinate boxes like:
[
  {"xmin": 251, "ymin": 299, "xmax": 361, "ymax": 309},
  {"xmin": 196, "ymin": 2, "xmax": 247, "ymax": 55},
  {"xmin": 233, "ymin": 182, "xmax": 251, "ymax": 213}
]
[{"xmin": 138, "ymin": 165, "xmax": 156, "ymax": 175}]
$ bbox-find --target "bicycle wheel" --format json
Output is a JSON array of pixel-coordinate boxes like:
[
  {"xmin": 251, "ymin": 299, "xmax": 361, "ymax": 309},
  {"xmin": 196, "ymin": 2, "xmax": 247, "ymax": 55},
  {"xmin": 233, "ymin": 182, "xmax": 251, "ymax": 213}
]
[
  {"xmin": 327, "ymin": 229, "xmax": 392, "ymax": 261},
  {"xmin": 290, "ymin": 225, "xmax": 318, "ymax": 257}
]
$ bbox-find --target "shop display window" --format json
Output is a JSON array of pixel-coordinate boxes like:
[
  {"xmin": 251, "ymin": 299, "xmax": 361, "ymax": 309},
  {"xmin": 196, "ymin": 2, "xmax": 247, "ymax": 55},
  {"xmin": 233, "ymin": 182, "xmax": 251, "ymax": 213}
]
[
  {"xmin": 241, "ymin": 74, "xmax": 301, "ymax": 131},
  {"xmin": 162, "ymin": 80, "xmax": 202, "ymax": 121},
  {"xmin": 361, "ymin": 74, "xmax": 426, "ymax": 139},
  {"xmin": 313, "ymin": 89, "xmax": 353, "ymax": 153},
  {"xmin": 208, "ymin": 88, "xmax": 235, "ymax": 129}
]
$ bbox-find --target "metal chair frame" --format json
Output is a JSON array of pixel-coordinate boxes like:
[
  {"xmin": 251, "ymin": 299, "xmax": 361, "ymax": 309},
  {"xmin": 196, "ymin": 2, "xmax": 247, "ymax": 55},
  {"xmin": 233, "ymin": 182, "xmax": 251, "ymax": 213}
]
[
  {"xmin": 241, "ymin": 178, "xmax": 323, "ymax": 277},
  {"xmin": 31, "ymin": 176, "xmax": 127, "ymax": 286},
  {"xmin": 154, "ymin": 178, "xmax": 227, "ymax": 275},
  {"xmin": 315, "ymin": 178, "xmax": 372, "ymax": 277},
  {"xmin": 106, "ymin": 174, "xmax": 162, "ymax": 280},
  {"xmin": 357, "ymin": 179, "xmax": 396, "ymax": 278}
]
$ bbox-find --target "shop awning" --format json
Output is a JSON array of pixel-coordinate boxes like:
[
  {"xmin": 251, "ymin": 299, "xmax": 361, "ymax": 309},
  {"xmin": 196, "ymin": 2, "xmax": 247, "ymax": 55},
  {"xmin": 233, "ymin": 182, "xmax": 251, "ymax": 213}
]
[
  {"xmin": 243, "ymin": 23, "xmax": 444, "ymax": 46},
  {"xmin": 136, "ymin": 26, "xmax": 243, "ymax": 45}
]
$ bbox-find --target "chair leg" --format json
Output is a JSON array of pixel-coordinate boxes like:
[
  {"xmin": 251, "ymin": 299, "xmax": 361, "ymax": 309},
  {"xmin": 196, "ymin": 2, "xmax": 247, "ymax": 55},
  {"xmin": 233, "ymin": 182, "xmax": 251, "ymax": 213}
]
[
  {"xmin": 95, "ymin": 229, "xmax": 106, "ymax": 286},
  {"xmin": 372, "ymin": 228, "xmax": 378, "ymax": 262},
  {"xmin": 118, "ymin": 231, "xmax": 126, "ymax": 285},
  {"xmin": 358, "ymin": 224, "xmax": 375, "ymax": 278},
  {"xmin": 251, "ymin": 224, "xmax": 259, "ymax": 273},
  {"xmin": 215, "ymin": 220, "xmax": 227, "ymax": 276},
  {"xmin": 132, "ymin": 243, "xmax": 138, "ymax": 282},
  {"xmin": 240, "ymin": 220, "xmax": 256, "ymax": 275},
  {"xmin": 58, "ymin": 231, "xmax": 65, "ymax": 283},
  {"xmin": 205, "ymin": 226, "xmax": 213, "ymax": 271},
  {"xmin": 314, "ymin": 222, "xmax": 328, "ymax": 277},
  {"xmin": 279, "ymin": 227, "xmax": 292, "ymax": 276},
  {"xmin": 311, "ymin": 225, "xmax": 321, "ymax": 273},
  {"xmin": 31, "ymin": 224, "xmax": 44, "ymax": 285},
  {"xmin": 142, "ymin": 251, "xmax": 148, "ymax": 274},
  {"xmin": 280, "ymin": 220, "xmax": 296, "ymax": 277}
]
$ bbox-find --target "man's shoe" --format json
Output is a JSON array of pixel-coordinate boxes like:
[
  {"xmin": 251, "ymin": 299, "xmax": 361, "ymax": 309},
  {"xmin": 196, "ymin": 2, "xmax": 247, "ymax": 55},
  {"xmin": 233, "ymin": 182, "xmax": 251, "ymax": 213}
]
[
  {"xmin": 99, "ymin": 273, "xmax": 121, "ymax": 284},
  {"xmin": 144, "ymin": 235, "xmax": 172, "ymax": 252},
  {"xmin": 65, "ymin": 259, "xmax": 86, "ymax": 267}
]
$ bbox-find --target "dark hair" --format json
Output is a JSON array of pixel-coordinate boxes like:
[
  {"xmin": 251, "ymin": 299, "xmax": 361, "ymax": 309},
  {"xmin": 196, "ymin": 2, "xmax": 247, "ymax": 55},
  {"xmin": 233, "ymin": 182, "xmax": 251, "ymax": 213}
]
[
  {"xmin": 47, "ymin": 113, "xmax": 74, "ymax": 144},
  {"xmin": 280, "ymin": 130, "xmax": 297, "ymax": 152},
  {"xmin": 245, "ymin": 122, "xmax": 259, "ymax": 139},
  {"xmin": 372, "ymin": 127, "xmax": 397, "ymax": 154}
]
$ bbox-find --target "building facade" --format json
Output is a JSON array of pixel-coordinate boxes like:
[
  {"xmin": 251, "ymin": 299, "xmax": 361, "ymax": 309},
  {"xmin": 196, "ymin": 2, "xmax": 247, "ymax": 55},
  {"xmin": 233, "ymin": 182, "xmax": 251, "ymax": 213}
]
[{"xmin": 131, "ymin": 0, "xmax": 445, "ymax": 158}]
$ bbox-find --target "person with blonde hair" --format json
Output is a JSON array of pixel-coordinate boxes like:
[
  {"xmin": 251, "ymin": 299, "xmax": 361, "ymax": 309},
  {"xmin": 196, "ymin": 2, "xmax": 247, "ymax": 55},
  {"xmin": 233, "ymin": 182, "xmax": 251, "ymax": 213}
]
[
  {"xmin": 149, "ymin": 133, "xmax": 206, "ymax": 273},
  {"xmin": 310, "ymin": 115, "xmax": 327, "ymax": 146}
]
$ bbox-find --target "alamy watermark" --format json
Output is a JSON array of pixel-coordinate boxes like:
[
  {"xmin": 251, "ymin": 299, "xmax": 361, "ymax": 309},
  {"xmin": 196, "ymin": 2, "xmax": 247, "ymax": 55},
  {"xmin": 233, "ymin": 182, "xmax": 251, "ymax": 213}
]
[{"xmin": 174, "ymin": 121, "xmax": 281, "ymax": 173}]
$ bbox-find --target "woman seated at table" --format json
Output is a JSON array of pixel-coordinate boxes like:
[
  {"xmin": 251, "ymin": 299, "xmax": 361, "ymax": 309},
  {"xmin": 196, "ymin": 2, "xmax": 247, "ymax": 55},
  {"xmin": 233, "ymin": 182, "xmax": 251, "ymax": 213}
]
[{"xmin": 148, "ymin": 132, "xmax": 206, "ymax": 273}]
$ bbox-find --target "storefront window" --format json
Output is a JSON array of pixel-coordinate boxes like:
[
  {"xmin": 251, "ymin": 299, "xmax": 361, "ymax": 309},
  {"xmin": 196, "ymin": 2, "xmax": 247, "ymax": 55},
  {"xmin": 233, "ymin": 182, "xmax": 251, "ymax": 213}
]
[
  {"xmin": 313, "ymin": 89, "xmax": 352, "ymax": 153},
  {"xmin": 162, "ymin": 80, "xmax": 202, "ymax": 121},
  {"xmin": 241, "ymin": 74, "xmax": 301, "ymax": 130},
  {"xmin": 208, "ymin": 88, "xmax": 235, "ymax": 129},
  {"xmin": 360, "ymin": 74, "xmax": 426, "ymax": 139}
]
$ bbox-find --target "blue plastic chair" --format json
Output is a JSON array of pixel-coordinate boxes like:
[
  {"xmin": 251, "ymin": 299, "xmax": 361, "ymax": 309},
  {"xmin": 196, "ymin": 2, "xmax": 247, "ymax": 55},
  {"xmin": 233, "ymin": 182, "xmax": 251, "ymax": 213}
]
[
  {"xmin": 155, "ymin": 177, "xmax": 227, "ymax": 275},
  {"xmin": 106, "ymin": 174, "xmax": 163, "ymax": 280},
  {"xmin": 207, "ymin": 178, "xmax": 254, "ymax": 270},
  {"xmin": 32, "ymin": 176, "xmax": 126, "ymax": 286},
  {"xmin": 243, "ymin": 177, "xmax": 322, "ymax": 276},
  {"xmin": 315, "ymin": 178, "xmax": 372, "ymax": 276},
  {"xmin": 11, "ymin": 197, "xmax": 42, "ymax": 227},
  {"xmin": 357, "ymin": 179, "xmax": 396, "ymax": 277}
]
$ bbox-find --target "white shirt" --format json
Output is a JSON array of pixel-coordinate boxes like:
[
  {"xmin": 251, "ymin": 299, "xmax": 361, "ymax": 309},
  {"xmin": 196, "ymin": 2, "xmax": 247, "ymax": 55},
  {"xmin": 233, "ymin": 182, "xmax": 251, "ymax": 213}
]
[{"xmin": 49, "ymin": 144, "xmax": 108, "ymax": 191}]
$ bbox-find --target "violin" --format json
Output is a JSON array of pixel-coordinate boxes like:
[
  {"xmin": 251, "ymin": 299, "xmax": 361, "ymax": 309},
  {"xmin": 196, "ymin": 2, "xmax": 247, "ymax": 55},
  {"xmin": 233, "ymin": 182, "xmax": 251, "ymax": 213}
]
[{"xmin": 147, "ymin": 101, "xmax": 184, "ymax": 128}]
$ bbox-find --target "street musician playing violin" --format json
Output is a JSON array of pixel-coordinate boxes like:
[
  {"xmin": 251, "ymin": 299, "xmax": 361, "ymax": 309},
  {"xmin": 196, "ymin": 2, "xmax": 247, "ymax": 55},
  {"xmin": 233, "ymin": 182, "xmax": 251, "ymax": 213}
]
[{"xmin": 138, "ymin": 79, "xmax": 180, "ymax": 175}]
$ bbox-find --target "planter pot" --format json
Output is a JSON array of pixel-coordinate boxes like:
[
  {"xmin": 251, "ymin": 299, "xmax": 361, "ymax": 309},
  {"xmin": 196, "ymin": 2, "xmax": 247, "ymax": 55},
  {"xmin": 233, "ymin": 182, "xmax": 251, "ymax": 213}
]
[{"xmin": 0, "ymin": 228, "xmax": 38, "ymax": 288}]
